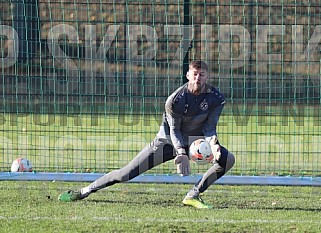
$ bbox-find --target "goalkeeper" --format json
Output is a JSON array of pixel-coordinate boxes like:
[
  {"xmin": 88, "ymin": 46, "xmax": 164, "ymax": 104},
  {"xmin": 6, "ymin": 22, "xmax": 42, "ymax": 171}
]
[{"xmin": 59, "ymin": 60, "xmax": 235, "ymax": 209}]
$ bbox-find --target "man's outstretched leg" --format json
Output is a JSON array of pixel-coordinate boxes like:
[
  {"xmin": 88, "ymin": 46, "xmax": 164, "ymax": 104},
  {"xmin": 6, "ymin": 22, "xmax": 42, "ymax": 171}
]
[
  {"xmin": 58, "ymin": 138, "xmax": 175, "ymax": 202},
  {"xmin": 183, "ymin": 147, "xmax": 235, "ymax": 209}
]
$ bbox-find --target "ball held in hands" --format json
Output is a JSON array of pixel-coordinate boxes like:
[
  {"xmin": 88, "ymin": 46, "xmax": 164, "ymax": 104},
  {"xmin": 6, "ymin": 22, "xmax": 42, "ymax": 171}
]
[{"xmin": 189, "ymin": 139, "xmax": 214, "ymax": 165}]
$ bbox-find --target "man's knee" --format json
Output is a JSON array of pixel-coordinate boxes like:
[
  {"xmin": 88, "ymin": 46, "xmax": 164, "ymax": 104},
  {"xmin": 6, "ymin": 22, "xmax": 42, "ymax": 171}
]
[
  {"xmin": 217, "ymin": 147, "xmax": 235, "ymax": 172},
  {"xmin": 225, "ymin": 152, "xmax": 235, "ymax": 172}
]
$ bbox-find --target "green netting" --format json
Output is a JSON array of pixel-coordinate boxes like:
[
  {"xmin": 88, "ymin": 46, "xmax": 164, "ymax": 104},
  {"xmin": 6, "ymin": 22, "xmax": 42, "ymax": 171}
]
[{"xmin": 0, "ymin": 0, "xmax": 320, "ymax": 176}]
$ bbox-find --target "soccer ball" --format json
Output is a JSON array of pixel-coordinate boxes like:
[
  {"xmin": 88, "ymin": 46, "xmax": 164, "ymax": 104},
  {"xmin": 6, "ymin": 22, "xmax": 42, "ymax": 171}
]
[
  {"xmin": 189, "ymin": 139, "xmax": 214, "ymax": 165},
  {"xmin": 11, "ymin": 158, "xmax": 33, "ymax": 172}
]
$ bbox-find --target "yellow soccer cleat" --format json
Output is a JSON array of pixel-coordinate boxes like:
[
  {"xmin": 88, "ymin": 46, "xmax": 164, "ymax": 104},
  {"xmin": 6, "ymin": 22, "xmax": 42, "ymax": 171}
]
[{"xmin": 182, "ymin": 196, "xmax": 213, "ymax": 209}]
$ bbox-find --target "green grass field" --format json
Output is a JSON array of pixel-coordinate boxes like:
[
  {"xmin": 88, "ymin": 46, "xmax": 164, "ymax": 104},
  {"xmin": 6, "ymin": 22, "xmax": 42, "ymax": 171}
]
[
  {"xmin": 0, "ymin": 181, "xmax": 320, "ymax": 233},
  {"xmin": 1, "ymin": 111, "xmax": 321, "ymax": 232},
  {"xmin": 1, "ymin": 112, "xmax": 321, "ymax": 176}
]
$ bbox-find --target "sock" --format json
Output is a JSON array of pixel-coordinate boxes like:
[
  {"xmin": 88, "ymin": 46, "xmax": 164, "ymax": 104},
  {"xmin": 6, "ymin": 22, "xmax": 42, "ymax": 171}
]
[
  {"xmin": 80, "ymin": 186, "xmax": 91, "ymax": 196},
  {"xmin": 186, "ymin": 186, "xmax": 200, "ymax": 198}
]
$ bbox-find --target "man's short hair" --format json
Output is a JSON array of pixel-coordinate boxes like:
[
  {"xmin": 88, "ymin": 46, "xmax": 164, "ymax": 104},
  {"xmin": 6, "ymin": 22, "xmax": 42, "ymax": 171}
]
[{"xmin": 189, "ymin": 60, "xmax": 208, "ymax": 71}]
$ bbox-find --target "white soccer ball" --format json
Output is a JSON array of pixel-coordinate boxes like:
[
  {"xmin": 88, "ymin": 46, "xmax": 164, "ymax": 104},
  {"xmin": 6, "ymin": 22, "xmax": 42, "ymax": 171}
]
[
  {"xmin": 189, "ymin": 139, "xmax": 214, "ymax": 165},
  {"xmin": 11, "ymin": 158, "xmax": 33, "ymax": 172}
]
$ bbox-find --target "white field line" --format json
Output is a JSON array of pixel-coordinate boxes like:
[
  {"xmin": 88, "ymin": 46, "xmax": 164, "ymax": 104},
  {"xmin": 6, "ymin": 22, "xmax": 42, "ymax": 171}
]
[{"xmin": 0, "ymin": 216, "xmax": 318, "ymax": 224}]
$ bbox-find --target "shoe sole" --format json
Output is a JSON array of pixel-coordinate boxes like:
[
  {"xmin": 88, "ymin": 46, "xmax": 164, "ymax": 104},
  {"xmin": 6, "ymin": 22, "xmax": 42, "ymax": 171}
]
[{"xmin": 182, "ymin": 200, "xmax": 213, "ymax": 209}]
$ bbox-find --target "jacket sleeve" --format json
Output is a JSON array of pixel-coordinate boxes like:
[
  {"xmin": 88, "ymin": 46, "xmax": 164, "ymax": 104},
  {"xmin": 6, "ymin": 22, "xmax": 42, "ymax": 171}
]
[
  {"xmin": 165, "ymin": 93, "xmax": 186, "ymax": 155},
  {"xmin": 202, "ymin": 101, "xmax": 225, "ymax": 143}
]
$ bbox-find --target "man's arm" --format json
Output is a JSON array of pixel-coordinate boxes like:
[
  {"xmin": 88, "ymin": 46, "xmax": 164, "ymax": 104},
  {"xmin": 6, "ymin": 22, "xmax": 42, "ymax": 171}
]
[
  {"xmin": 202, "ymin": 102, "xmax": 225, "ymax": 161},
  {"xmin": 164, "ymin": 90, "xmax": 187, "ymax": 154},
  {"xmin": 165, "ymin": 114, "xmax": 186, "ymax": 154},
  {"xmin": 165, "ymin": 95, "xmax": 190, "ymax": 176},
  {"xmin": 202, "ymin": 103, "xmax": 224, "ymax": 141}
]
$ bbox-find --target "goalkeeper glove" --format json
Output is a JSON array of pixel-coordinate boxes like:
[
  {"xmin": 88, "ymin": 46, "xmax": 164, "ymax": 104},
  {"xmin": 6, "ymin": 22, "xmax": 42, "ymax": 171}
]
[
  {"xmin": 174, "ymin": 153, "xmax": 190, "ymax": 176},
  {"xmin": 209, "ymin": 136, "xmax": 221, "ymax": 162}
]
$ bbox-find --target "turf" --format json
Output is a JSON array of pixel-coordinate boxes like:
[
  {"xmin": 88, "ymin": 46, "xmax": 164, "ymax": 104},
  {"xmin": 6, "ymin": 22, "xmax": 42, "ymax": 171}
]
[
  {"xmin": 1, "ymin": 113, "xmax": 321, "ymax": 176},
  {"xmin": 0, "ymin": 181, "xmax": 320, "ymax": 233}
]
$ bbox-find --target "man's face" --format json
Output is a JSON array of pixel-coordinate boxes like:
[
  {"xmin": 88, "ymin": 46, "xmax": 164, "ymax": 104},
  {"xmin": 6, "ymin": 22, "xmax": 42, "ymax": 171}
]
[{"xmin": 186, "ymin": 67, "xmax": 208, "ymax": 95}]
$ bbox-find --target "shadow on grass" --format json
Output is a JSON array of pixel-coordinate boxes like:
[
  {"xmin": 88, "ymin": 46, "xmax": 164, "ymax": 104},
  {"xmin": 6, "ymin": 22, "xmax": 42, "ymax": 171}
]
[
  {"xmin": 257, "ymin": 206, "xmax": 321, "ymax": 212},
  {"xmin": 85, "ymin": 198, "xmax": 178, "ymax": 207},
  {"xmin": 81, "ymin": 199, "xmax": 321, "ymax": 212}
]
